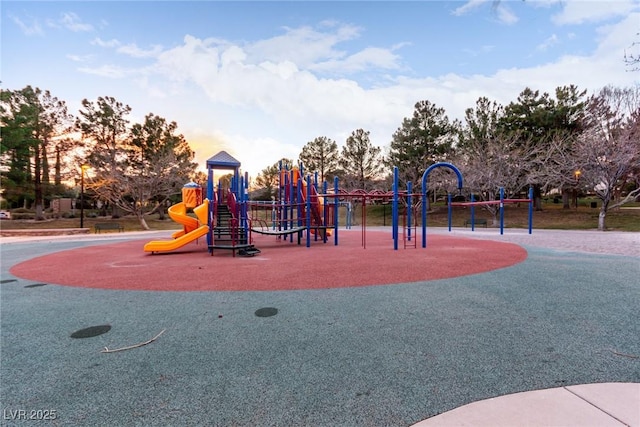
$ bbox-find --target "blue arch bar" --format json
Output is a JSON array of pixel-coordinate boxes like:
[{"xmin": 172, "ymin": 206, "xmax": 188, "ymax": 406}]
[{"xmin": 421, "ymin": 162, "xmax": 463, "ymax": 248}]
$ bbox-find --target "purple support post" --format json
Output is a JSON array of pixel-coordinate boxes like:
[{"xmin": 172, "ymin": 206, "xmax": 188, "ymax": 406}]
[
  {"xmin": 407, "ymin": 181, "xmax": 412, "ymax": 241},
  {"xmin": 306, "ymin": 175, "xmax": 312, "ymax": 248},
  {"xmin": 323, "ymin": 180, "xmax": 328, "ymax": 244}
]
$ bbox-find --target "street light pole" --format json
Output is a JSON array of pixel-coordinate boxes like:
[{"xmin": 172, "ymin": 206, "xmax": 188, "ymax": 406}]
[{"xmin": 574, "ymin": 170, "xmax": 581, "ymax": 210}]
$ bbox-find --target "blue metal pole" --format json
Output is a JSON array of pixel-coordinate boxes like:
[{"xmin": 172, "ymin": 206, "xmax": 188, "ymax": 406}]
[
  {"xmin": 392, "ymin": 167, "xmax": 399, "ymax": 250},
  {"xmin": 420, "ymin": 162, "xmax": 465, "ymax": 248},
  {"xmin": 231, "ymin": 174, "xmax": 236, "ymax": 199},
  {"xmin": 421, "ymin": 180, "xmax": 427, "ymax": 249},
  {"xmin": 500, "ymin": 187, "xmax": 505, "ymax": 235}
]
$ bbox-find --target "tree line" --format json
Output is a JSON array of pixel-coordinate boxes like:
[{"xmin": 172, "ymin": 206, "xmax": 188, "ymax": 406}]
[
  {"xmin": 1, "ymin": 88, "xmax": 198, "ymax": 229},
  {"xmin": 254, "ymin": 84, "xmax": 639, "ymax": 230},
  {"xmin": 1, "ymin": 83, "xmax": 638, "ymax": 231}
]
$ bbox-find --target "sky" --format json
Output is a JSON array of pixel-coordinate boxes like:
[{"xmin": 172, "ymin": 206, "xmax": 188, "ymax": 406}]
[{"xmin": 2, "ymin": 0, "xmax": 639, "ymax": 179}]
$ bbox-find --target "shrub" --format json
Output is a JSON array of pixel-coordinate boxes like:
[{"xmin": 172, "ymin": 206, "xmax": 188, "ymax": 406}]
[{"xmin": 11, "ymin": 213, "xmax": 35, "ymax": 220}]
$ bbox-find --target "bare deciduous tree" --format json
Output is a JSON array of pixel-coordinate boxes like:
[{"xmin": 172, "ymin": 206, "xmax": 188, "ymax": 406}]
[
  {"xmin": 624, "ymin": 33, "xmax": 639, "ymax": 72},
  {"xmin": 575, "ymin": 86, "xmax": 640, "ymax": 230},
  {"xmin": 457, "ymin": 132, "xmax": 537, "ymax": 225},
  {"xmin": 83, "ymin": 111, "xmax": 197, "ymax": 229}
]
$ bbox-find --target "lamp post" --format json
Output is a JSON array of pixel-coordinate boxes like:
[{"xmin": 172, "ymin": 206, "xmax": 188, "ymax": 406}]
[
  {"xmin": 574, "ymin": 170, "xmax": 581, "ymax": 210},
  {"xmin": 80, "ymin": 164, "xmax": 89, "ymax": 228}
]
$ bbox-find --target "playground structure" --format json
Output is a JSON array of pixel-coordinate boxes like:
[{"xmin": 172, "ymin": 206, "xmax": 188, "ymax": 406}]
[
  {"xmin": 144, "ymin": 152, "xmax": 534, "ymax": 255},
  {"xmin": 247, "ymin": 162, "xmax": 335, "ymax": 245}
]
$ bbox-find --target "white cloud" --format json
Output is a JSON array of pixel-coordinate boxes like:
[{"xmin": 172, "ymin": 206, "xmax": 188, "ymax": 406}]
[
  {"xmin": 259, "ymin": 60, "xmax": 299, "ymax": 80},
  {"xmin": 552, "ymin": 0, "xmax": 639, "ymax": 25},
  {"xmin": 117, "ymin": 43, "xmax": 164, "ymax": 58},
  {"xmin": 91, "ymin": 37, "xmax": 163, "ymax": 58},
  {"xmin": 67, "ymin": 54, "xmax": 94, "ymax": 62},
  {"xmin": 91, "ymin": 37, "xmax": 121, "ymax": 48},
  {"xmin": 47, "ymin": 12, "xmax": 93, "ymax": 32},
  {"xmin": 10, "ymin": 14, "xmax": 43, "ymax": 36},
  {"xmin": 59, "ymin": 12, "xmax": 93, "ymax": 32},
  {"xmin": 75, "ymin": 14, "xmax": 639, "ymax": 178},
  {"xmin": 156, "ymin": 35, "xmax": 222, "ymax": 85},
  {"xmin": 77, "ymin": 64, "xmax": 128, "ymax": 79},
  {"xmin": 536, "ymin": 34, "xmax": 559, "ymax": 51},
  {"xmin": 463, "ymin": 44, "xmax": 495, "ymax": 57},
  {"xmin": 134, "ymin": 76, "xmax": 167, "ymax": 99},
  {"xmin": 247, "ymin": 23, "xmax": 361, "ymax": 70},
  {"xmin": 452, "ymin": 0, "xmax": 518, "ymax": 25},
  {"xmin": 496, "ymin": 4, "xmax": 519, "ymax": 25},
  {"xmin": 451, "ymin": 0, "xmax": 489, "ymax": 16},
  {"xmin": 593, "ymin": 12, "xmax": 640, "ymax": 71},
  {"xmin": 310, "ymin": 47, "xmax": 403, "ymax": 74}
]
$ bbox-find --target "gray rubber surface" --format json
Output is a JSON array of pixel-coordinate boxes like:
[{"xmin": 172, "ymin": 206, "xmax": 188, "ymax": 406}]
[{"xmin": 1, "ymin": 230, "xmax": 638, "ymax": 426}]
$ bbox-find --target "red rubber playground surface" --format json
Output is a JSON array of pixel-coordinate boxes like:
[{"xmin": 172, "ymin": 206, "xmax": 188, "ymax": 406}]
[{"xmin": 10, "ymin": 230, "xmax": 528, "ymax": 292}]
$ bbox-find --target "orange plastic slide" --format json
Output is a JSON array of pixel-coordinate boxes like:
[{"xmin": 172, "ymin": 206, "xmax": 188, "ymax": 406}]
[
  {"xmin": 168, "ymin": 202, "xmax": 199, "ymax": 239},
  {"xmin": 144, "ymin": 200, "xmax": 209, "ymax": 253}
]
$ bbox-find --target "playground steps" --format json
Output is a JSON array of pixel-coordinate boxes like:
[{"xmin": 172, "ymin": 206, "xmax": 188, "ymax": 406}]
[
  {"xmin": 211, "ymin": 227, "xmax": 249, "ymax": 244},
  {"xmin": 209, "ymin": 203, "xmax": 253, "ymax": 256},
  {"xmin": 213, "ymin": 204, "xmax": 249, "ymax": 245},
  {"xmin": 239, "ymin": 246, "xmax": 261, "ymax": 256}
]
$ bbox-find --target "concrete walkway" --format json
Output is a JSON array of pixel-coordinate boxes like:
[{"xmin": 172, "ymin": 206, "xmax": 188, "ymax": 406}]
[
  {"xmin": 411, "ymin": 227, "xmax": 640, "ymax": 258},
  {"xmin": 413, "ymin": 382, "xmax": 640, "ymax": 426}
]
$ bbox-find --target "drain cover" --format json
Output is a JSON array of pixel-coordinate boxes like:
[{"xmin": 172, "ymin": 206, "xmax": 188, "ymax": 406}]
[
  {"xmin": 255, "ymin": 307, "xmax": 278, "ymax": 317},
  {"xmin": 70, "ymin": 325, "xmax": 112, "ymax": 339},
  {"xmin": 24, "ymin": 283, "xmax": 48, "ymax": 288}
]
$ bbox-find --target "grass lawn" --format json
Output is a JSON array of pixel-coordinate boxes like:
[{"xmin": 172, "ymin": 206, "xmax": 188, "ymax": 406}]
[
  {"xmin": 350, "ymin": 200, "xmax": 640, "ymax": 232},
  {"xmin": 1, "ymin": 200, "xmax": 639, "ymax": 232},
  {"xmin": 0, "ymin": 216, "xmax": 179, "ymax": 232}
]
